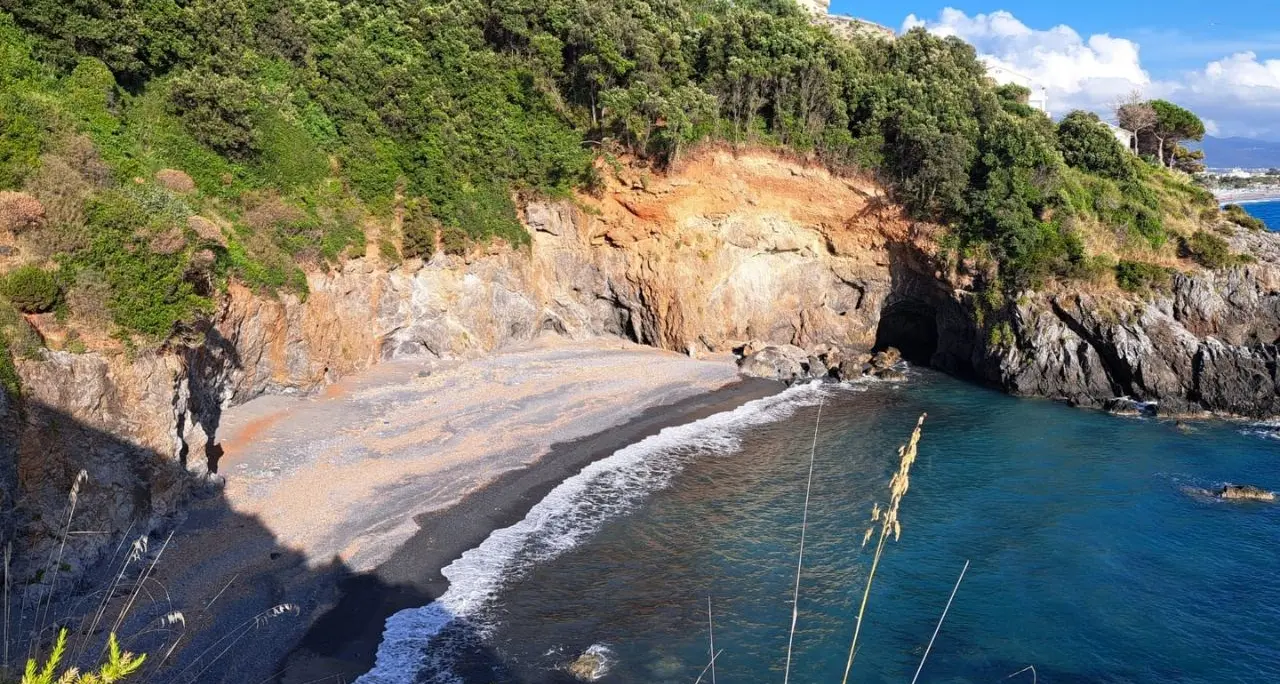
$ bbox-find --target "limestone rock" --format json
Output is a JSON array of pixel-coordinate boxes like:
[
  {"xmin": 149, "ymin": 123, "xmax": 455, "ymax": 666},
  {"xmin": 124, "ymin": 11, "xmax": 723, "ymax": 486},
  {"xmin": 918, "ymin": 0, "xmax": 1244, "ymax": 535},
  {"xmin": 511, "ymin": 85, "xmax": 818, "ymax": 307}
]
[
  {"xmin": 1216, "ymin": 484, "xmax": 1276, "ymax": 502},
  {"xmin": 738, "ymin": 345, "xmax": 811, "ymax": 383}
]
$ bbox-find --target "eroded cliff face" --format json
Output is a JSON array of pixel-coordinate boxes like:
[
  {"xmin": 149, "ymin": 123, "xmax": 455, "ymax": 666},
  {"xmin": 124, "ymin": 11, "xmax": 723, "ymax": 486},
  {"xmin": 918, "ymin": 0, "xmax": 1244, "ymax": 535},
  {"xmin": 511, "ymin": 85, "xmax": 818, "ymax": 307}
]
[
  {"xmin": 1, "ymin": 150, "xmax": 919, "ymax": 574},
  {"xmin": 8, "ymin": 149, "xmax": 1280, "ymax": 578}
]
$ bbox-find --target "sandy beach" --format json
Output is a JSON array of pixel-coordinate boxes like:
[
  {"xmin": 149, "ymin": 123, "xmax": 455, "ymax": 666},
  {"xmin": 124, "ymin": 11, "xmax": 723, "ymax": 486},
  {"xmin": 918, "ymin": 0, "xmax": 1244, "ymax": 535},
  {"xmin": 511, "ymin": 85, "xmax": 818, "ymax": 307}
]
[
  {"xmin": 1212, "ymin": 186, "xmax": 1280, "ymax": 204},
  {"xmin": 141, "ymin": 337, "xmax": 779, "ymax": 683}
]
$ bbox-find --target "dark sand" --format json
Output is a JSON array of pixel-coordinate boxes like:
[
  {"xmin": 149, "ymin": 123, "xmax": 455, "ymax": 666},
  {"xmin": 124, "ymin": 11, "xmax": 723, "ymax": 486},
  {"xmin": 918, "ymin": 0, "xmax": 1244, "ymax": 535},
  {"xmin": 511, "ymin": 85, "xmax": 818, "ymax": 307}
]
[
  {"xmin": 276, "ymin": 376, "xmax": 780, "ymax": 683},
  {"xmin": 140, "ymin": 340, "xmax": 780, "ymax": 683}
]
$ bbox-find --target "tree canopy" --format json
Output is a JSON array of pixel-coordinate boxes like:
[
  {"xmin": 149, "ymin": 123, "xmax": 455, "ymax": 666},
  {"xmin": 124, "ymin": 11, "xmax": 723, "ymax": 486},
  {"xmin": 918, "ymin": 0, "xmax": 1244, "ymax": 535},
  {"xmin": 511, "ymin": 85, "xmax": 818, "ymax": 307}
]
[{"xmin": 0, "ymin": 0, "xmax": 1220, "ymax": 342}]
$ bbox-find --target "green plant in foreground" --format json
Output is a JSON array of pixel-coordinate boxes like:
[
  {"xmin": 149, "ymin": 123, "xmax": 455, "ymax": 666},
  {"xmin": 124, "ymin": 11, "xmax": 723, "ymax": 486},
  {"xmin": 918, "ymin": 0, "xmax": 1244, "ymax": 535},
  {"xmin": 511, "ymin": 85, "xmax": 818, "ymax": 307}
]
[{"xmin": 19, "ymin": 629, "xmax": 144, "ymax": 684}]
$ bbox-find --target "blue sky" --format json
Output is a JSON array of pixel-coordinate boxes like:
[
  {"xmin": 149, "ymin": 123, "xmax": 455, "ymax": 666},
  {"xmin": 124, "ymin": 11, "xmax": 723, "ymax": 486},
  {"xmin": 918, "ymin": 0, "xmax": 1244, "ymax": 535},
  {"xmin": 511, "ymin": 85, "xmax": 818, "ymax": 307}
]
[{"xmin": 828, "ymin": 2, "xmax": 1280, "ymax": 139}]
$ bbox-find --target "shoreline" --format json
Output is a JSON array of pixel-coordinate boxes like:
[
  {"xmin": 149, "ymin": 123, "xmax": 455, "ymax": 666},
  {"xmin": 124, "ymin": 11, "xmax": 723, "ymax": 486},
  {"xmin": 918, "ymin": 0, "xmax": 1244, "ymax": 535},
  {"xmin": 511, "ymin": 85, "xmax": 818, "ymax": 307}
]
[
  {"xmin": 1212, "ymin": 188, "xmax": 1280, "ymax": 204},
  {"xmin": 276, "ymin": 375, "xmax": 781, "ymax": 682},
  {"xmin": 138, "ymin": 338, "xmax": 782, "ymax": 684}
]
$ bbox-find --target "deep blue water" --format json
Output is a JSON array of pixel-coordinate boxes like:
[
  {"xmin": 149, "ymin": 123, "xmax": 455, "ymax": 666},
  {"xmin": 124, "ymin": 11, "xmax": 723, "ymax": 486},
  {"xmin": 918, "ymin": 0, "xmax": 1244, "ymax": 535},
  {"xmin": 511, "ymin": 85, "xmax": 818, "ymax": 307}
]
[
  {"xmin": 1240, "ymin": 199, "xmax": 1280, "ymax": 230},
  {"xmin": 364, "ymin": 371, "xmax": 1280, "ymax": 684}
]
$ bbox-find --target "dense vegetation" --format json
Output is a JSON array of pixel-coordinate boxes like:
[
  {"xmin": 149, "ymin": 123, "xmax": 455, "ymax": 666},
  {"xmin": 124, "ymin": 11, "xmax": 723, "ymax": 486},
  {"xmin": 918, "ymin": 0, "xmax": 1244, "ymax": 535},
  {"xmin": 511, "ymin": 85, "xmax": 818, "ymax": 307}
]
[{"xmin": 0, "ymin": 0, "xmax": 1226, "ymax": 356}]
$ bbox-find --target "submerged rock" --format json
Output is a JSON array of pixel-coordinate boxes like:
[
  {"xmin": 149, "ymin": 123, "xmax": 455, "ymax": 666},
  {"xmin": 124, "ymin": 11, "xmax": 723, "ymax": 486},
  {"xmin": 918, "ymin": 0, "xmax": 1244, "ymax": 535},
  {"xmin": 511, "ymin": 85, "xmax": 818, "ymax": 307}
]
[{"xmin": 566, "ymin": 645, "xmax": 612, "ymax": 681}]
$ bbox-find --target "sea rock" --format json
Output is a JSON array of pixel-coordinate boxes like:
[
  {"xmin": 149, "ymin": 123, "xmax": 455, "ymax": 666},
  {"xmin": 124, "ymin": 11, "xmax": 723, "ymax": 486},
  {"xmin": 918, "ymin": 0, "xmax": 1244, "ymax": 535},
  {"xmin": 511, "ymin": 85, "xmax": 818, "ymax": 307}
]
[
  {"xmin": 872, "ymin": 347, "xmax": 902, "ymax": 369},
  {"xmin": 566, "ymin": 647, "xmax": 609, "ymax": 681},
  {"xmin": 834, "ymin": 358, "xmax": 865, "ymax": 380},
  {"xmin": 1103, "ymin": 397, "xmax": 1159, "ymax": 417},
  {"xmin": 1216, "ymin": 484, "xmax": 1276, "ymax": 502},
  {"xmin": 738, "ymin": 345, "xmax": 811, "ymax": 383}
]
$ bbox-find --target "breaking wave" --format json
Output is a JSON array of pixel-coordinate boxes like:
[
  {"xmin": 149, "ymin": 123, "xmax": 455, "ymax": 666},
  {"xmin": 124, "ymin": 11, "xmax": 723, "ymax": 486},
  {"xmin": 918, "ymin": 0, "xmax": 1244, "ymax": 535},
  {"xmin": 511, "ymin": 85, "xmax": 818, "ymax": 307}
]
[{"xmin": 355, "ymin": 381, "xmax": 829, "ymax": 683}]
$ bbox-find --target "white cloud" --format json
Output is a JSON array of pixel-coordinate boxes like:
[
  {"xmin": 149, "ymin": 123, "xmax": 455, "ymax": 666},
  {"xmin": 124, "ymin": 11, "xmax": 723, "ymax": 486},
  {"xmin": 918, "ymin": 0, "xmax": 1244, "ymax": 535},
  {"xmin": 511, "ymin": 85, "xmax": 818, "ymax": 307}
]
[
  {"xmin": 903, "ymin": 9, "xmax": 1149, "ymax": 116},
  {"xmin": 902, "ymin": 9, "xmax": 1280, "ymax": 140}
]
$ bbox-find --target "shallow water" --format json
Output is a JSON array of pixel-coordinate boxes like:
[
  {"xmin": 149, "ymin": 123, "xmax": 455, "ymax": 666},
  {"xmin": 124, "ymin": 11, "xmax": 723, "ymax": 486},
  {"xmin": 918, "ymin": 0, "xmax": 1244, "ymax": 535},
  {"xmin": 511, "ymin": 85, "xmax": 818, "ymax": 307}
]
[{"xmin": 370, "ymin": 370, "xmax": 1280, "ymax": 683}]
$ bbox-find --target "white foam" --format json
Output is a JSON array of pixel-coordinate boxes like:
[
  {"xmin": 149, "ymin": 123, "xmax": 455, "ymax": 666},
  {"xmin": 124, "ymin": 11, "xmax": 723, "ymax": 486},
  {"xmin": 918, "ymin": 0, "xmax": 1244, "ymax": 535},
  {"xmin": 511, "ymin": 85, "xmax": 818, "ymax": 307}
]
[{"xmin": 355, "ymin": 381, "xmax": 829, "ymax": 683}]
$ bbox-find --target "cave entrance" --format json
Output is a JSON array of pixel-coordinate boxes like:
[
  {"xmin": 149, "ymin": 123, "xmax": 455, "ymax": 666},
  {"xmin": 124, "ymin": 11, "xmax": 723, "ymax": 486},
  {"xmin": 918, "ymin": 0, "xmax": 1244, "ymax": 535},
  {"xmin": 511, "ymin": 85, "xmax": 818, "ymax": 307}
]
[{"xmin": 874, "ymin": 300, "xmax": 939, "ymax": 366}]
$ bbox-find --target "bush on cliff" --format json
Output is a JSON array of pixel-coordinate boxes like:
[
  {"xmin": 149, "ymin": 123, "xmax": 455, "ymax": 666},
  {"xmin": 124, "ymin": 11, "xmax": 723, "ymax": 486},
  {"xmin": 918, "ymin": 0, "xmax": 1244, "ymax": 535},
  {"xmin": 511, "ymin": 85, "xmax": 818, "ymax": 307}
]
[
  {"xmin": 1056, "ymin": 111, "xmax": 1136, "ymax": 182},
  {"xmin": 1224, "ymin": 204, "xmax": 1267, "ymax": 231},
  {"xmin": 1181, "ymin": 230, "xmax": 1233, "ymax": 269},
  {"xmin": 0, "ymin": 264, "xmax": 59, "ymax": 313},
  {"xmin": 1115, "ymin": 260, "xmax": 1174, "ymax": 293}
]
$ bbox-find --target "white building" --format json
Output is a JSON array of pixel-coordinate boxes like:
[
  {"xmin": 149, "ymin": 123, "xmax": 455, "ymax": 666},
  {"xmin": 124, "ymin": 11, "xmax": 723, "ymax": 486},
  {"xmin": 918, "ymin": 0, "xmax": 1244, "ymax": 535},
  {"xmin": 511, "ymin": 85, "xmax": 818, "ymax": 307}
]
[
  {"xmin": 1104, "ymin": 122, "xmax": 1137, "ymax": 154},
  {"xmin": 796, "ymin": 0, "xmax": 896, "ymax": 41},
  {"xmin": 985, "ymin": 64, "xmax": 1049, "ymax": 114}
]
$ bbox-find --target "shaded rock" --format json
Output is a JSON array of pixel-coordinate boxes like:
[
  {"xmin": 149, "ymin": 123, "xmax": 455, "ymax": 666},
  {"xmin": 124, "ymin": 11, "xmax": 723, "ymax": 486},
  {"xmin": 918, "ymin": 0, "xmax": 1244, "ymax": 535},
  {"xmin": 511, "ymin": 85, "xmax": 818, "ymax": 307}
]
[
  {"xmin": 834, "ymin": 357, "xmax": 869, "ymax": 381},
  {"xmin": 810, "ymin": 343, "xmax": 844, "ymax": 372},
  {"xmin": 1103, "ymin": 397, "xmax": 1158, "ymax": 417},
  {"xmin": 871, "ymin": 347, "xmax": 901, "ymax": 369},
  {"xmin": 875, "ymin": 368, "xmax": 907, "ymax": 382}
]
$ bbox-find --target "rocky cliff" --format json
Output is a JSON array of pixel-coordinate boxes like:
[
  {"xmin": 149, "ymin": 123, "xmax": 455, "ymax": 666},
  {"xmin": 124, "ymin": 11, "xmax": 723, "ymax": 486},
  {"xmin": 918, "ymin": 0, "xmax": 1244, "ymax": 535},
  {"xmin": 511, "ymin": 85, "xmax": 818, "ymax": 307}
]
[
  {"xmin": 0, "ymin": 150, "xmax": 913, "ymax": 576},
  {"xmin": 5, "ymin": 149, "xmax": 1280, "ymax": 580},
  {"xmin": 977, "ymin": 228, "xmax": 1280, "ymax": 417}
]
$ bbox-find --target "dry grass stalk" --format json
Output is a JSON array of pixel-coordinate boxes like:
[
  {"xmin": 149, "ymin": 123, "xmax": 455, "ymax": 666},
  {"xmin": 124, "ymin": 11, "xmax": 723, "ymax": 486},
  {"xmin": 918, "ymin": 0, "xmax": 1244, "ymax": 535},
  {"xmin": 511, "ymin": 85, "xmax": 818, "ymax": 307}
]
[
  {"xmin": 4, "ymin": 543, "xmax": 10, "ymax": 673},
  {"xmin": 693, "ymin": 649, "xmax": 723, "ymax": 684},
  {"xmin": 31, "ymin": 470, "xmax": 88, "ymax": 661},
  {"xmin": 706, "ymin": 597, "xmax": 716, "ymax": 684},
  {"xmin": 782, "ymin": 398, "xmax": 823, "ymax": 684},
  {"xmin": 910, "ymin": 559, "xmax": 969, "ymax": 684},
  {"xmin": 1004, "ymin": 665, "xmax": 1038, "ymax": 683},
  {"xmin": 171, "ymin": 603, "xmax": 300, "ymax": 683},
  {"xmin": 840, "ymin": 413, "xmax": 926, "ymax": 684}
]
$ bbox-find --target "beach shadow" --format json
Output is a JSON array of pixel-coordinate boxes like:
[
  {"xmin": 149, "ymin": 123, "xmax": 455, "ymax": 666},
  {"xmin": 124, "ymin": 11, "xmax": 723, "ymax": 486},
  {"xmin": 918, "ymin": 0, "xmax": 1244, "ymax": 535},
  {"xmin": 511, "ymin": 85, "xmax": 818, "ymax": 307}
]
[{"xmin": 0, "ymin": 398, "xmax": 516, "ymax": 684}]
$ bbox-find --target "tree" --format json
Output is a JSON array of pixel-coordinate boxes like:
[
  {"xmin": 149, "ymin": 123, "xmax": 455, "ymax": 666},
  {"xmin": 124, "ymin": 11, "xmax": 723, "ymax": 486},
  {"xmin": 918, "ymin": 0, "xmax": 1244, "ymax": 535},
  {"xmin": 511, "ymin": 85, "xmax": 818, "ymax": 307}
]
[
  {"xmin": 1116, "ymin": 91, "xmax": 1157, "ymax": 145},
  {"xmin": 167, "ymin": 67, "xmax": 258, "ymax": 158},
  {"xmin": 1173, "ymin": 146, "xmax": 1206, "ymax": 175},
  {"xmin": 1148, "ymin": 100, "xmax": 1205, "ymax": 168},
  {"xmin": 1056, "ymin": 110, "xmax": 1134, "ymax": 181}
]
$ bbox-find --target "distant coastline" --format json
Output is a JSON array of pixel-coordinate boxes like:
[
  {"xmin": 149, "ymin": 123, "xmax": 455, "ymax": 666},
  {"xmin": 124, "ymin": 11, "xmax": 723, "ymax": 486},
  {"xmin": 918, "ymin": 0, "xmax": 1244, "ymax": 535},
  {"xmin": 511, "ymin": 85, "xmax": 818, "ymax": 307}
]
[{"xmin": 1212, "ymin": 187, "xmax": 1280, "ymax": 204}]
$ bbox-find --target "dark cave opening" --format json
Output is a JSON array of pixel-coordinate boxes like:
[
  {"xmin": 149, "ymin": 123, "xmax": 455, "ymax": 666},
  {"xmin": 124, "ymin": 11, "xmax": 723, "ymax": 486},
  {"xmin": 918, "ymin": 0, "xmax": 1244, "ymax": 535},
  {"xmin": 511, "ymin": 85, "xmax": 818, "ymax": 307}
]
[{"xmin": 874, "ymin": 300, "xmax": 940, "ymax": 366}]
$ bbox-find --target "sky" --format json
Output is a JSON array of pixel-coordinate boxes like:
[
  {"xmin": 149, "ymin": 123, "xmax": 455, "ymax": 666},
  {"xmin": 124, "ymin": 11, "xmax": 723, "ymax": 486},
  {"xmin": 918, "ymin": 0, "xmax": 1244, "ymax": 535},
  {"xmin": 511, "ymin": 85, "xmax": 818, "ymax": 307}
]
[{"xmin": 828, "ymin": 1, "xmax": 1280, "ymax": 140}]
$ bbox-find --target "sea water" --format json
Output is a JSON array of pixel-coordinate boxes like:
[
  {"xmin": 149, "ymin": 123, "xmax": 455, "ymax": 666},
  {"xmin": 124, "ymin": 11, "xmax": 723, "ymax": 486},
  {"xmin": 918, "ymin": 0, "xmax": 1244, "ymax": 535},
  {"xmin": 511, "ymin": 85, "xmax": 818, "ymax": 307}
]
[
  {"xmin": 363, "ymin": 370, "xmax": 1280, "ymax": 683},
  {"xmin": 1239, "ymin": 199, "xmax": 1280, "ymax": 230}
]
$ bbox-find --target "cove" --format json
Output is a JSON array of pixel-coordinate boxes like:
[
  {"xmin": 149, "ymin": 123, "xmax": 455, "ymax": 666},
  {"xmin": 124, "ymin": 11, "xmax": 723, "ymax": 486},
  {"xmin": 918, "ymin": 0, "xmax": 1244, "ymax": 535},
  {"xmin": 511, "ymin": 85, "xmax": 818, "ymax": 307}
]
[{"xmin": 413, "ymin": 369, "xmax": 1280, "ymax": 683}]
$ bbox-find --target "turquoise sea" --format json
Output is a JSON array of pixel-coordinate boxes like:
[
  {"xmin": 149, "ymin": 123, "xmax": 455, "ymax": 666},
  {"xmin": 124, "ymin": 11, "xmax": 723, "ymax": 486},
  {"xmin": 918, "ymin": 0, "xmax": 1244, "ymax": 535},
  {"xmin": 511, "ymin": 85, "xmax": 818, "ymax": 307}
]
[
  {"xmin": 361, "ymin": 370, "xmax": 1280, "ymax": 683},
  {"xmin": 1240, "ymin": 199, "xmax": 1280, "ymax": 229}
]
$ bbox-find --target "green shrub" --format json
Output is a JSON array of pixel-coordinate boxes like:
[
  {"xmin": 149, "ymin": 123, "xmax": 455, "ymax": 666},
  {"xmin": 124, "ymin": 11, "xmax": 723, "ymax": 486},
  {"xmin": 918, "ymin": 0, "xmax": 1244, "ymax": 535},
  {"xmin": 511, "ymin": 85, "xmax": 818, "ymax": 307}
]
[
  {"xmin": 402, "ymin": 204, "xmax": 437, "ymax": 260},
  {"xmin": 1224, "ymin": 203, "xmax": 1267, "ymax": 231},
  {"xmin": 1115, "ymin": 260, "xmax": 1174, "ymax": 293},
  {"xmin": 378, "ymin": 238, "xmax": 400, "ymax": 265},
  {"xmin": 1181, "ymin": 230, "xmax": 1233, "ymax": 269},
  {"xmin": 440, "ymin": 226, "xmax": 469, "ymax": 256},
  {"xmin": 1, "ymin": 264, "xmax": 60, "ymax": 312},
  {"xmin": 1057, "ymin": 111, "xmax": 1135, "ymax": 181},
  {"xmin": 0, "ymin": 331, "xmax": 18, "ymax": 399},
  {"xmin": 167, "ymin": 68, "xmax": 259, "ymax": 159},
  {"xmin": 66, "ymin": 190, "xmax": 212, "ymax": 338}
]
